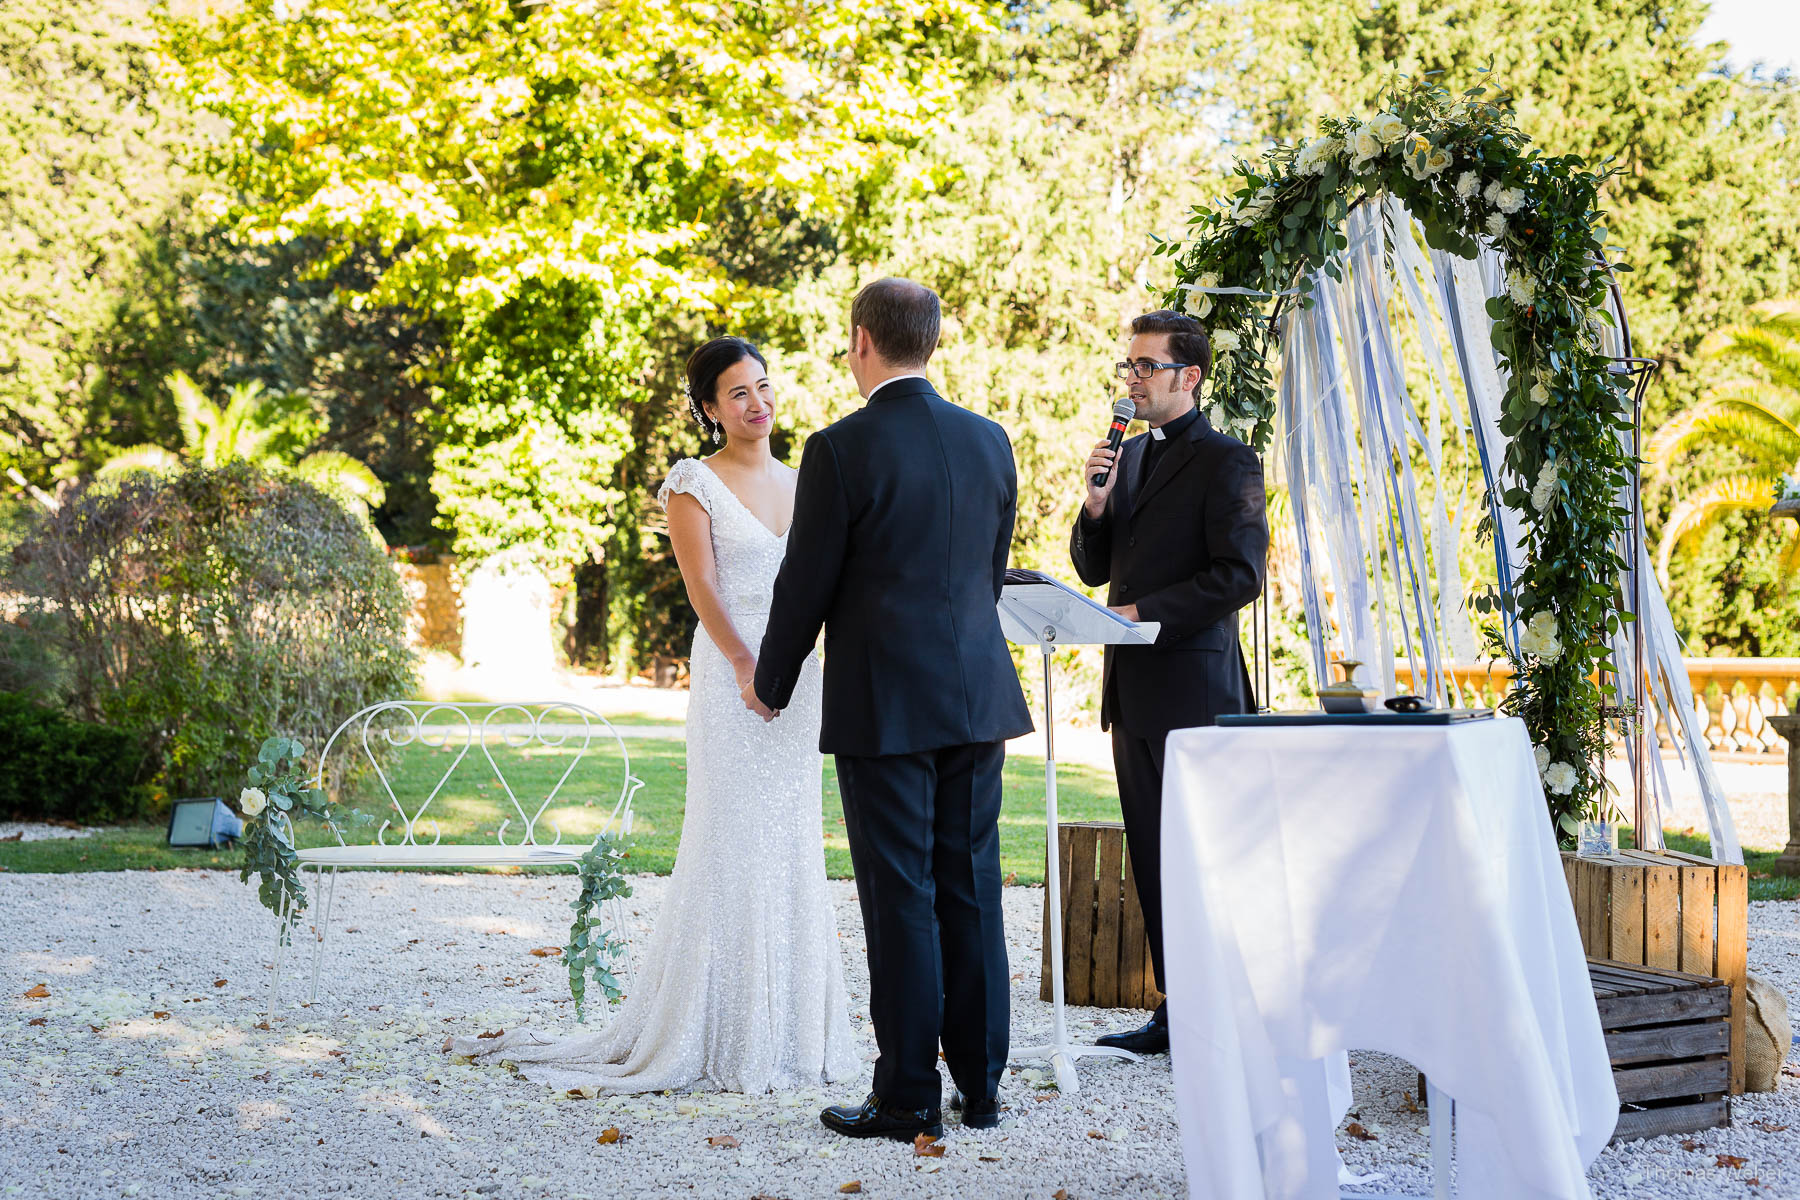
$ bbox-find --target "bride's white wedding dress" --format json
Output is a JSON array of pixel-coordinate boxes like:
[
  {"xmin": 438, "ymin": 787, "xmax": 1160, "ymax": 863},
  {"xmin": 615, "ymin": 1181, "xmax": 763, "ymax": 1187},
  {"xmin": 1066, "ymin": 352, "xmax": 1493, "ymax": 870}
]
[{"xmin": 450, "ymin": 457, "xmax": 860, "ymax": 1093}]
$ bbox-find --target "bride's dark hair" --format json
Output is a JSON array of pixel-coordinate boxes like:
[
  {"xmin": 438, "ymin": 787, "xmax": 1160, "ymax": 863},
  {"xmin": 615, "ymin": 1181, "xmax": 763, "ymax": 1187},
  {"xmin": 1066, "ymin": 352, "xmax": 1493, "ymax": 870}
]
[{"xmin": 684, "ymin": 336, "xmax": 768, "ymax": 445}]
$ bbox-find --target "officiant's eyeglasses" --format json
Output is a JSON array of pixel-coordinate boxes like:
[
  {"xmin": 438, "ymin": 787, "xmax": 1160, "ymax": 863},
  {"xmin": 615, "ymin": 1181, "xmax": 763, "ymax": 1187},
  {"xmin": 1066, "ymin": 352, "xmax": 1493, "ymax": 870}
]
[{"xmin": 1115, "ymin": 359, "xmax": 1190, "ymax": 381}]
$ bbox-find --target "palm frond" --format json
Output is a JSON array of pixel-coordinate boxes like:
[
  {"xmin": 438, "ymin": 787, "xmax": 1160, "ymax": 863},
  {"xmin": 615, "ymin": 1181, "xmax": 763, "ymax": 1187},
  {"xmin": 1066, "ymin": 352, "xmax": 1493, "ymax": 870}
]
[
  {"xmin": 1703, "ymin": 324, "xmax": 1800, "ymax": 393},
  {"xmin": 98, "ymin": 445, "xmax": 181, "ymax": 476},
  {"xmin": 1646, "ymin": 395, "xmax": 1800, "ymax": 471},
  {"xmin": 217, "ymin": 381, "xmax": 281, "ymax": 464},
  {"xmin": 1654, "ymin": 474, "xmax": 1782, "ymax": 582},
  {"xmin": 164, "ymin": 371, "xmax": 217, "ymax": 461},
  {"xmin": 296, "ymin": 450, "xmax": 386, "ymax": 508}
]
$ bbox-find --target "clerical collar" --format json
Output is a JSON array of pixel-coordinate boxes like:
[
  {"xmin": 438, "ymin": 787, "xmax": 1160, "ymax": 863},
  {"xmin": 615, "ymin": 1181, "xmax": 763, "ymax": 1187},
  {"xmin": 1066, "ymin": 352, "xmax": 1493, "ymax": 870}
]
[{"xmin": 1148, "ymin": 407, "xmax": 1199, "ymax": 441}]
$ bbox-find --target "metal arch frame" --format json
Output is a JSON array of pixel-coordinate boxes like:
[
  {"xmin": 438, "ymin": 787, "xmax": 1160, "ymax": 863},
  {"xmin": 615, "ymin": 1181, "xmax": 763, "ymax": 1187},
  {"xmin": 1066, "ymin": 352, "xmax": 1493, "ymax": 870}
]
[{"xmin": 268, "ymin": 700, "xmax": 645, "ymax": 1013}]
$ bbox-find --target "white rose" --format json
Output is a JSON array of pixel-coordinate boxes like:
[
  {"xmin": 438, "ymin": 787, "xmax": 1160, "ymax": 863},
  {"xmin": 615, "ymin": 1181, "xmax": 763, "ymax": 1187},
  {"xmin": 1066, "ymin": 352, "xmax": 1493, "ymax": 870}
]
[
  {"xmin": 1425, "ymin": 148, "xmax": 1452, "ymax": 177},
  {"xmin": 239, "ymin": 787, "xmax": 267, "ymax": 817},
  {"xmin": 1527, "ymin": 609, "xmax": 1559, "ymax": 643},
  {"xmin": 1483, "ymin": 179, "xmax": 1503, "ymax": 205},
  {"xmin": 1543, "ymin": 762, "xmax": 1579, "ymax": 796},
  {"xmin": 1212, "ymin": 328, "xmax": 1241, "ymax": 353},
  {"xmin": 1507, "ymin": 270, "xmax": 1537, "ymax": 307},
  {"xmin": 1486, "ymin": 212, "xmax": 1507, "ymax": 239},
  {"xmin": 1530, "ymin": 459, "xmax": 1558, "ymax": 513},
  {"xmin": 1296, "ymin": 135, "xmax": 1341, "ymax": 175},
  {"xmin": 1350, "ymin": 124, "xmax": 1383, "ymax": 166},
  {"xmin": 1456, "ymin": 171, "xmax": 1480, "ymax": 199},
  {"xmin": 1368, "ymin": 113, "xmax": 1407, "ymax": 145},
  {"xmin": 1183, "ymin": 289, "xmax": 1213, "ymax": 318},
  {"xmin": 1533, "ymin": 744, "xmax": 1551, "ymax": 774},
  {"xmin": 1198, "ymin": 271, "xmax": 1221, "ymax": 291},
  {"xmin": 1496, "ymin": 187, "xmax": 1526, "ymax": 214}
]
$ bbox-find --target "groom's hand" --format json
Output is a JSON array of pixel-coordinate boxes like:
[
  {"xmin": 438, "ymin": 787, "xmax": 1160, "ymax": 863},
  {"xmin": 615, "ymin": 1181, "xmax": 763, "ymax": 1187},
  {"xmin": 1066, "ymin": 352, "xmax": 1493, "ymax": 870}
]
[{"xmin": 740, "ymin": 679, "xmax": 778, "ymax": 722}]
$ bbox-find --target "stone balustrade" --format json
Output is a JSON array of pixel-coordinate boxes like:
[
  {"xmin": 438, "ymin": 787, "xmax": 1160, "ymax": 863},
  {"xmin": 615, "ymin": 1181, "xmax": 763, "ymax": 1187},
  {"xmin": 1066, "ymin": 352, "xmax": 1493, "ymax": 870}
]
[{"xmin": 1394, "ymin": 659, "xmax": 1800, "ymax": 760}]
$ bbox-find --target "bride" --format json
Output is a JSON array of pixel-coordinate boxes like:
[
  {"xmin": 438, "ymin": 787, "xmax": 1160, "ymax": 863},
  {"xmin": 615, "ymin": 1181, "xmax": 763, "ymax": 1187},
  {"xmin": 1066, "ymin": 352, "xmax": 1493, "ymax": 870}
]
[{"xmin": 450, "ymin": 336, "xmax": 860, "ymax": 1093}]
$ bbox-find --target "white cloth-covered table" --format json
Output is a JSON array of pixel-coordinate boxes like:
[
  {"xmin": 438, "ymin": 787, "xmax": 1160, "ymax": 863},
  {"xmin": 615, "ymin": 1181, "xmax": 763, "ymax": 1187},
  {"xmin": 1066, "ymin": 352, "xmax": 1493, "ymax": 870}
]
[{"xmin": 1161, "ymin": 716, "xmax": 1617, "ymax": 1200}]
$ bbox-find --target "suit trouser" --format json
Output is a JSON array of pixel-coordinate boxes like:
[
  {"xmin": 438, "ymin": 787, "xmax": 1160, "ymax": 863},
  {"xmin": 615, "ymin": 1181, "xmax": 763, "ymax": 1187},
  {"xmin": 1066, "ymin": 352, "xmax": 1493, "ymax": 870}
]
[
  {"xmin": 835, "ymin": 741, "xmax": 1010, "ymax": 1109},
  {"xmin": 1111, "ymin": 724, "xmax": 1169, "ymax": 1006}
]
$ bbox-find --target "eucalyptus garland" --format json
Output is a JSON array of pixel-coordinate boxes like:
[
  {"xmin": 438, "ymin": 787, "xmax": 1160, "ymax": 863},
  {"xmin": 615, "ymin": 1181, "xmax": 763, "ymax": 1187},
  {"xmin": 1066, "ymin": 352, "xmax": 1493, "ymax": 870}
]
[
  {"xmin": 1157, "ymin": 78, "xmax": 1635, "ymax": 830},
  {"xmin": 565, "ymin": 834, "xmax": 634, "ymax": 1022},
  {"xmin": 237, "ymin": 736, "xmax": 359, "ymax": 928}
]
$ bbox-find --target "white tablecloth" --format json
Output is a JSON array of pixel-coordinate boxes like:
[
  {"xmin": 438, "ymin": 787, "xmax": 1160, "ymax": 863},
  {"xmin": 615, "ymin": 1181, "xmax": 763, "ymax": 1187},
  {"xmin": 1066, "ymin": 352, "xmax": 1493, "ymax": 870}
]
[{"xmin": 1161, "ymin": 717, "xmax": 1616, "ymax": 1200}]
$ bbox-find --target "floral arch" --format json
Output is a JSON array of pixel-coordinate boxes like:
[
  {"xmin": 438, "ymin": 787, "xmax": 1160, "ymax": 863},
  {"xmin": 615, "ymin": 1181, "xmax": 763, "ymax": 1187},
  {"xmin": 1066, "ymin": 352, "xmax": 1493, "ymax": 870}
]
[{"xmin": 1158, "ymin": 79, "xmax": 1736, "ymax": 856}]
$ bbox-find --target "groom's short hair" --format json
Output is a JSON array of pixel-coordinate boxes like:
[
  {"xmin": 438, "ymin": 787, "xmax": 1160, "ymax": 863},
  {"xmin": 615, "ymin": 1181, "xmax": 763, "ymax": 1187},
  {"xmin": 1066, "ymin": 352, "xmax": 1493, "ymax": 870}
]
[
  {"xmin": 851, "ymin": 277, "xmax": 940, "ymax": 367},
  {"xmin": 1130, "ymin": 310, "xmax": 1212, "ymax": 396}
]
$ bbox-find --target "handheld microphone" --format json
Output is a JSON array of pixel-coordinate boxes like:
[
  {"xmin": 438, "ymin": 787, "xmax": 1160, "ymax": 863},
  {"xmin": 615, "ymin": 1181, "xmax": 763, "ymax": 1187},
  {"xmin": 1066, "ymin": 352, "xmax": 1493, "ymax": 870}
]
[{"xmin": 1092, "ymin": 396, "xmax": 1135, "ymax": 487}]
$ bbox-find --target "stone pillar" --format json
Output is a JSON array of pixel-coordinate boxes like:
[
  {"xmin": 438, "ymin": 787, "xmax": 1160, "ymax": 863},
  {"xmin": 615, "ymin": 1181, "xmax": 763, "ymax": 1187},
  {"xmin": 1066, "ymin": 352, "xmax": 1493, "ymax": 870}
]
[{"xmin": 1770, "ymin": 714, "xmax": 1800, "ymax": 875}]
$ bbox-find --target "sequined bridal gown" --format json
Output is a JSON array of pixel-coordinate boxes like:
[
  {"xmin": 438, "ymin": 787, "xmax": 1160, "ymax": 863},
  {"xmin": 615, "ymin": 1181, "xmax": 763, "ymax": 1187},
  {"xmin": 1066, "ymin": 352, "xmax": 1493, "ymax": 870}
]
[{"xmin": 451, "ymin": 458, "xmax": 860, "ymax": 1093}]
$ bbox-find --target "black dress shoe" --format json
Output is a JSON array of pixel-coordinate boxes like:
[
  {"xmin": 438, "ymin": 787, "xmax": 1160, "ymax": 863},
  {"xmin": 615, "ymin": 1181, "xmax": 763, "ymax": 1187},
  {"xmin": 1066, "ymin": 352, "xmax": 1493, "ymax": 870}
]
[
  {"xmin": 820, "ymin": 1092, "xmax": 943, "ymax": 1141},
  {"xmin": 1096, "ymin": 1014, "xmax": 1170, "ymax": 1054},
  {"xmin": 958, "ymin": 1095, "xmax": 1003, "ymax": 1129}
]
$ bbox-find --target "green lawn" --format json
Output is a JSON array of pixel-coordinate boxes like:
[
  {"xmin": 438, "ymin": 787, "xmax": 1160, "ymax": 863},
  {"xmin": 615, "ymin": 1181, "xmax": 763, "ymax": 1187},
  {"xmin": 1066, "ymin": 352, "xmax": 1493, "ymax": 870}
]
[{"xmin": 0, "ymin": 739, "xmax": 1123, "ymax": 884}]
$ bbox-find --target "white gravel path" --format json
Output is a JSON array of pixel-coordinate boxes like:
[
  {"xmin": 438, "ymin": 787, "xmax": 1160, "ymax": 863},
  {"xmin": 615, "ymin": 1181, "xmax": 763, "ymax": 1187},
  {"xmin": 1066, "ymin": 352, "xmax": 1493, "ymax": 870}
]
[{"xmin": 3, "ymin": 870, "xmax": 1798, "ymax": 1199}]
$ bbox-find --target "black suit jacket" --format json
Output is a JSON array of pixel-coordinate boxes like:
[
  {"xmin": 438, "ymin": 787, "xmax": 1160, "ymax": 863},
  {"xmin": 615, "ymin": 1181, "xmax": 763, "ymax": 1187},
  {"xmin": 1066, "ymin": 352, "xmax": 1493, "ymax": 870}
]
[
  {"xmin": 755, "ymin": 377, "xmax": 1034, "ymax": 757},
  {"xmin": 1069, "ymin": 410, "xmax": 1269, "ymax": 738}
]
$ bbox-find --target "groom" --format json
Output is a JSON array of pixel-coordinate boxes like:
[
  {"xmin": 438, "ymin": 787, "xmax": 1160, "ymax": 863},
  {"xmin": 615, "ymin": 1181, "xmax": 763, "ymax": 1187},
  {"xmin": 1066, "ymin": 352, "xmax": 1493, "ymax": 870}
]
[{"xmin": 750, "ymin": 277, "xmax": 1033, "ymax": 1140}]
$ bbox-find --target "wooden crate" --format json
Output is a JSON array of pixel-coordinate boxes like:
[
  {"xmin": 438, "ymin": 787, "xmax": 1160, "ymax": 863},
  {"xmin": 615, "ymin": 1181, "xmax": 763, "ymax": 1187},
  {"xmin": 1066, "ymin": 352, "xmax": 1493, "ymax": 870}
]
[
  {"xmin": 1590, "ymin": 957, "xmax": 1732, "ymax": 1142},
  {"xmin": 1041, "ymin": 821, "xmax": 1164, "ymax": 1010},
  {"xmin": 1561, "ymin": 849, "xmax": 1748, "ymax": 1094}
]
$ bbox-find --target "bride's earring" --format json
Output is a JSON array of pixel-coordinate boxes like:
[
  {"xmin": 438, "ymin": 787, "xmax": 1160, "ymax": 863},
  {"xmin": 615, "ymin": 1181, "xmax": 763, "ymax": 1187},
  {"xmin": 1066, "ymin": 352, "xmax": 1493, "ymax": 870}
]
[{"xmin": 711, "ymin": 425, "xmax": 722, "ymax": 446}]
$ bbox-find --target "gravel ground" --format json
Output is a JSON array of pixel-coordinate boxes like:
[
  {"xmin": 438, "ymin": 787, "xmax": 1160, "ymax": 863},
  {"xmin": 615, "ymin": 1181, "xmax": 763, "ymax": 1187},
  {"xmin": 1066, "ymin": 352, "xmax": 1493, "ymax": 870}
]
[
  {"xmin": 0, "ymin": 823, "xmax": 99, "ymax": 842},
  {"xmin": 2, "ymin": 871, "xmax": 1798, "ymax": 1200}
]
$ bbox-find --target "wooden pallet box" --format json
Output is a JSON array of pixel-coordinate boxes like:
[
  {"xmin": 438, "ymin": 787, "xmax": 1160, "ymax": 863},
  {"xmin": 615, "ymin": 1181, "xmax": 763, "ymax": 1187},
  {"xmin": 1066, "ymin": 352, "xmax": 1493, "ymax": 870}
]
[
  {"xmin": 1590, "ymin": 958, "xmax": 1732, "ymax": 1142},
  {"xmin": 1561, "ymin": 849, "xmax": 1748, "ymax": 1094},
  {"xmin": 1041, "ymin": 821, "xmax": 1164, "ymax": 1010}
]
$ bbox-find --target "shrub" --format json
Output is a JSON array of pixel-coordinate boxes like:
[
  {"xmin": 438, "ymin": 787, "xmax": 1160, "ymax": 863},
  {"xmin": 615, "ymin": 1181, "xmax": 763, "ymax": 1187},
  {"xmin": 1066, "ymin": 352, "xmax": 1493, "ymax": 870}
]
[
  {"xmin": 3, "ymin": 463, "xmax": 417, "ymax": 804},
  {"xmin": 0, "ymin": 691, "xmax": 150, "ymax": 823}
]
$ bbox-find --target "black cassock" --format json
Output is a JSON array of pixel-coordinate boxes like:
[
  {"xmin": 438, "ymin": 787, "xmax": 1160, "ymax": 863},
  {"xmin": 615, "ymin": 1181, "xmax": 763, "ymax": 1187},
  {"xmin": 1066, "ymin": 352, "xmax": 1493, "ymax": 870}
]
[
  {"xmin": 755, "ymin": 375, "xmax": 1033, "ymax": 1108},
  {"xmin": 1069, "ymin": 408, "xmax": 1269, "ymax": 1002}
]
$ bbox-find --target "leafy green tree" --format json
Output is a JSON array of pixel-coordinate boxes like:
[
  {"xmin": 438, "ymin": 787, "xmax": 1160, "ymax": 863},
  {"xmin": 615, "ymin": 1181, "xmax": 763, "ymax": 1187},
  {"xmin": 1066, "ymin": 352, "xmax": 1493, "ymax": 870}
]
[
  {"xmin": 1650, "ymin": 298, "xmax": 1800, "ymax": 578},
  {"xmin": 167, "ymin": 0, "xmax": 989, "ymax": 570},
  {"xmin": 0, "ymin": 0, "xmax": 196, "ymax": 482}
]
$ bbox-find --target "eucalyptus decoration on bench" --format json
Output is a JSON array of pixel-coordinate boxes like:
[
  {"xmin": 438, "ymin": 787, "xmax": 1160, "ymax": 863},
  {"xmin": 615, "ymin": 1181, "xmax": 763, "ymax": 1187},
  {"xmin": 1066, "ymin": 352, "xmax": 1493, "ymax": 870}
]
[
  {"xmin": 237, "ymin": 736, "xmax": 362, "ymax": 930},
  {"xmin": 566, "ymin": 834, "xmax": 633, "ymax": 1022}
]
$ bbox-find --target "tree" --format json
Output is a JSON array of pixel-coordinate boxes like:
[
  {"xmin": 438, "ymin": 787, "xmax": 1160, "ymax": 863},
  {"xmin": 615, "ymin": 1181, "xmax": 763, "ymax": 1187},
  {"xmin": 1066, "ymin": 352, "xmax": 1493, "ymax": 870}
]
[
  {"xmin": 1650, "ymin": 298, "xmax": 1800, "ymax": 579},
  {"xmin": 167, "ymin": 0, "xmax": 990, "ymax": 569},
  {"xmin": 0, "ymin": 0, "xmax": 196, "ymax": 483},
  {"xmin": 103, "ymin": 371, "xmax": 386, "ymax": 530}
]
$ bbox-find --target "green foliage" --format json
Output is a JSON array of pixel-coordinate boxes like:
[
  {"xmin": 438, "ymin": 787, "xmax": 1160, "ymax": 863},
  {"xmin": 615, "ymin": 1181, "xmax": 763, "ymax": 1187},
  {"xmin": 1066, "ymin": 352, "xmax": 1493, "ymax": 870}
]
[
  {"xmin": 1, "ymin": 463, "xmax": 417, "ymax": 802},
  {"xmin": 0, "ymin": 0, "xmax": 197, "ymax": 484},
  {"xmin": 237, "ymin": 736, "xmax": 355, "ymax": 921},
  {"xmin": 565, "ymin": 834, "xmax": 634, "ymax": 1022},
  {"xmin": 1649, "ymin": 296, "xmax": 1800, "ymax": 580},
  {"xmin": 1164, "ymin": 78, "xmax": 1635, "ymax": 828},
  {"xmin": 0, "ymin": 691, "xmax": 150, "ymax": 823},
  {"xmin": 168, "ymin": 0, "xmax": 991, "ymax": 569}
]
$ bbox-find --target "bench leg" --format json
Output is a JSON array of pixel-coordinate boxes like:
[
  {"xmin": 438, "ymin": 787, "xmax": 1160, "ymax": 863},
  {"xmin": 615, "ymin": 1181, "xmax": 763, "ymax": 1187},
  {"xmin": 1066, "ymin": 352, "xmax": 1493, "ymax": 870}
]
[
  {"xmin": 606, "ymin": 892, "xmax": 633, "ymax": 984},
  {"xmin": 307, "ymin": 865, "xmax": 340, "ymax": 1006},
  {"xmin": 268, "ymin": 884, "xmax": 296, "ymax": 1016}
]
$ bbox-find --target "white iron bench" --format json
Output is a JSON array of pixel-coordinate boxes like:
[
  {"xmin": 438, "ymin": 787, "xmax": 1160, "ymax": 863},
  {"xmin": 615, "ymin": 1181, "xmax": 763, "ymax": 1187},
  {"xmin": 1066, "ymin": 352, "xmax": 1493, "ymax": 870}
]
[{"xmin": 268, "ymin": 700, "xmax": 643, "ymax": 1009}]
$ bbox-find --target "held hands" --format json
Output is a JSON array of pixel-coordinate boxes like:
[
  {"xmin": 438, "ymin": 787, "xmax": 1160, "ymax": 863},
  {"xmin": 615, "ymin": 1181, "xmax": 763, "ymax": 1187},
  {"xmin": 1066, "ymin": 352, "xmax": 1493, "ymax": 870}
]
[
  {"xmin": 740, "ymin": 678, "xmax": 778, "ymax": 723},
  {"xmin": 1083, "ymin": 438, "xmax": 1119, "ymax": 518}
]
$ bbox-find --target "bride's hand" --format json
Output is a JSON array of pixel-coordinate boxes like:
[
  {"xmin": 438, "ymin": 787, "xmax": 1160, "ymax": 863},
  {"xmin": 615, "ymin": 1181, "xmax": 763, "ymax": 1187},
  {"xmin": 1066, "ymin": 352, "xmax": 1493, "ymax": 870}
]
[{"xmin": 731, "ymin": 655, "xmax": 757, "ymax": 693}]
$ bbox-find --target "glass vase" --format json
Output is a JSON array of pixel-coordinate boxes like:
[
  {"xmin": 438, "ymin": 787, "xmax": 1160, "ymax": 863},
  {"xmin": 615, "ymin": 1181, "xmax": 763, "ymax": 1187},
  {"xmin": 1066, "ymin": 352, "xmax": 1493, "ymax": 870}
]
[{"xmin": 1576, "ymin": 818, "xmax": 1618, "ymax": 859}]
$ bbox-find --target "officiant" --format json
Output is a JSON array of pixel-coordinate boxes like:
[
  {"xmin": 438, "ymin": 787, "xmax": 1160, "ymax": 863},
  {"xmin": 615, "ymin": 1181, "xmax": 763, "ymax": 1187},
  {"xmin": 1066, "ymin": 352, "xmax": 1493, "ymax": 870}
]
[{"xmin": 1069, "ymin": 309, "xmax": 1269, "ymax": 1054}]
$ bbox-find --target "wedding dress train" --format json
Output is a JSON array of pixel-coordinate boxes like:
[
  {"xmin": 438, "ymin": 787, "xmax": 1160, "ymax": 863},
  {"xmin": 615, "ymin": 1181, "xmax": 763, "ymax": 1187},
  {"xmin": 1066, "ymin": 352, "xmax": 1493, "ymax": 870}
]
[{"xmin": 449, "ymin": 458, "xmax": 860, "ymax": 1093}]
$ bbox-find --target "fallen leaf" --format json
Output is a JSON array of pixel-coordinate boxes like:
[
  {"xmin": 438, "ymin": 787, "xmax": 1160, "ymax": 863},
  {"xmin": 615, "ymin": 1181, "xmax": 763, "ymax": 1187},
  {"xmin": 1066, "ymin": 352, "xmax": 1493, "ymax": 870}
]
[
  {"xmin": 837, "ymin": 1185, "xmax": 862, "ymax": 1195},
  {"xmin": 979, "ymin": 1155, "xmax": 1002, "ymax": 1162},
  {"xmin": 913, "ymin": 1132, "xmax": 945, "ymax": 1157},
  {"xmin": 477, "ymin": 1030, "xmax": 504, "ymax": 1039},
  {"xmin": 152, "ymin": 1011, "xmax": 170, "ymax": 1020},
  {"xmin": 529, "ymin": 946, "xmax": 562, "ymax": 957},
  {"xmin": 1682, "ymin": 1139, "xmax": 1706, "ymax": 1151},
  {"xmin": 1345, "ymin": 1122, "xmax": 1377, "ymax": 1142},
  {"xmin": 1716, "ymin": 1154, "xmax": 1749, "ymax": 1169},
  {"xmin": 0, "ymin": 831, "xmax": 21, "ymax": 841},
  {"xmin": 88, "ymin": 1025, "xmax": 102, "ymax": 1033},
  {"xmin": 23, "ymin": 984, "xmax": 49, "ymax": 999},
  {"xmin": 440, "ymin": 1036, "xmax": 454, "ymax": 1053},
  {"xmin": 1754, "ymin": 1121, "xmax": 1789, "ymax": 1133},
  {"xmin": 27, "ymin": 1017, "xmax": 45, "ymax": 1026},
  {"xmin": 708, "ymin": 1135, "xmax": 740, "ymax": 1149},
  {"xmin": 596, "ymin": 1128, "xmax": 622, "ymax": 1145},
  {"xmin": 213, "ymin": 979, "xmax": 227, "ymax": 988},
  {"xmin": 1003, "ymin": 871, "xmax": 1018, "ymax": 886},
  {"xmin": 1054, "ymin": 1191, "xmax": 1069, "ymax": 1200},
  {"xmin": 250, "ymin": 1071, "xmax": 271, "ymax": 1083},
  {"xmin": 567, "ymin": 1085, "xmax": 598, "ymax": 1099},
  {"xmin": 254, "ymin": 1021, "xmax": 271, "ymax": 1032}
]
